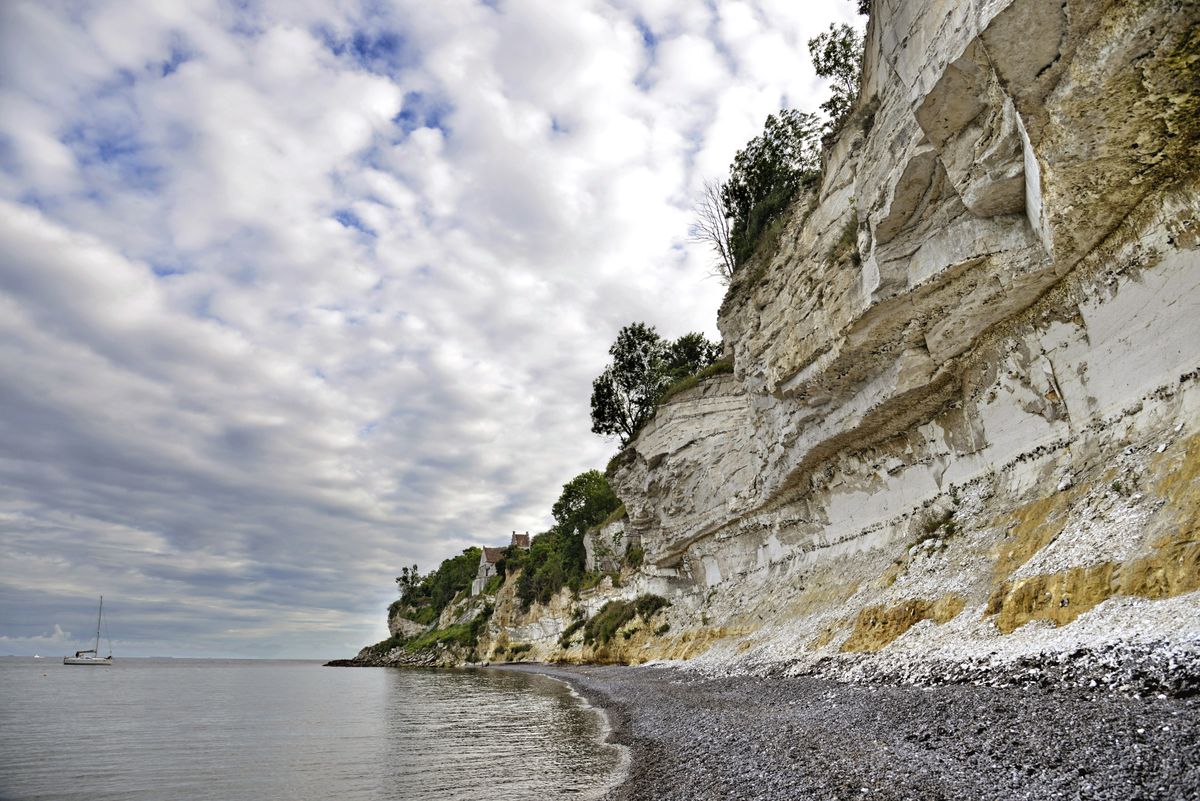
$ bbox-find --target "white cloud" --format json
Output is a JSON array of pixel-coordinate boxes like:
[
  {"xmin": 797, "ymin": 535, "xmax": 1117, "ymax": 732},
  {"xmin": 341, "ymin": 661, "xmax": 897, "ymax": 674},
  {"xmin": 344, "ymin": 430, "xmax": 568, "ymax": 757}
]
[{"xmin": 0, "ymin": 0, "xmax": 862, "ymax": 657}]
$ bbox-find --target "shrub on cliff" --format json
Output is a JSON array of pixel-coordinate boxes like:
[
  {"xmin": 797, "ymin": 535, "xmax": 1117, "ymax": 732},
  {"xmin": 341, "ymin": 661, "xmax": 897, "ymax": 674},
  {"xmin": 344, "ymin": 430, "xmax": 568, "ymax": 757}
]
[
  {"xmin": 657, "ymin": 358, "xmax": 734, "ymax": 406},
  {"xmin": 407, "ymin": 605, "xmax": 437, "ymax": 625},
  {"xmin": 583, "ymin": 594, "xmax": 670, "ymax": 646},
  {"xmin": 634, "ymin": 593, "xmax": 669, "ymax": 621},
  {"xmin": 404, "ymin": 622, "xmax": 474, "ymax": 652},
  {"xmin": 364, "ymin": 632, "xmax": 409, "ymax": 658},
  {"xmin": 399, "ymin": 603, "xmax": 492, "ymax": 655},
  {"xmin": 583, "ymin": 600, "xmax": 633, "ymax": 646},
  {"xmin": 559, "ymin": 615, "xmax": 588, "ymax": 648}
]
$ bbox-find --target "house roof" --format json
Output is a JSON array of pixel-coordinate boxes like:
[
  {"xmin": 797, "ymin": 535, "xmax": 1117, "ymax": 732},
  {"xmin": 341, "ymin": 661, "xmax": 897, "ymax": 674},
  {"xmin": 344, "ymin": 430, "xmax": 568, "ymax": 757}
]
[
  {"xmin": 511, "ymin": 532, "xmax": 530, "ymax": 549},
  {"xmin": 482, "ymin": 546, "xmax": 507, "ymax": 564}
]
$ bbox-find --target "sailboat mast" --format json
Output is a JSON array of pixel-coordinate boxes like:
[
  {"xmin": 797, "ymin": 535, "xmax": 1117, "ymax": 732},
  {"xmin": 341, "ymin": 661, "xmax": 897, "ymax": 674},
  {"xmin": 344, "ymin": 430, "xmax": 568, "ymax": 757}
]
[{"xmin": 95, "ymin": 596, "xmax": 103, "ymax": 655}]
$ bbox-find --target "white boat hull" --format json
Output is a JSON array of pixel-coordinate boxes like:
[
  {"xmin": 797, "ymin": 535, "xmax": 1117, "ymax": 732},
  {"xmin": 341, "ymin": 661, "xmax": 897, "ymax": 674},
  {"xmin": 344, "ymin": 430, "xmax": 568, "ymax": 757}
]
[
  {"xmin": 68, "ymin": 596, "xmax": 113, "ymax": 665},
  {"xmin": 63, "ymin": 656, "xmax": 112, "ymax": 666}
]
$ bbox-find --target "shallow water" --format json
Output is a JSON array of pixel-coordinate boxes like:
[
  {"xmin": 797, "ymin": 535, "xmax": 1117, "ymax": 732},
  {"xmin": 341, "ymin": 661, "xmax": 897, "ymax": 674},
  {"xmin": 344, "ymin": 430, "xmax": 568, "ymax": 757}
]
[{"xmin": 0, "ymin": 657, "xmax": 623, "ymax": 801}]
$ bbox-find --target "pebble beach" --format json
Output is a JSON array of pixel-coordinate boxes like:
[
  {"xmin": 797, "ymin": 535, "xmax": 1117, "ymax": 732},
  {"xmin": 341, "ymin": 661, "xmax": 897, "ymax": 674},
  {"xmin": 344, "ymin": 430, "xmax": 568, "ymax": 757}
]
[{"xmin": 512, "ymin": 664, "xmax": 1200, "ymax": 801}]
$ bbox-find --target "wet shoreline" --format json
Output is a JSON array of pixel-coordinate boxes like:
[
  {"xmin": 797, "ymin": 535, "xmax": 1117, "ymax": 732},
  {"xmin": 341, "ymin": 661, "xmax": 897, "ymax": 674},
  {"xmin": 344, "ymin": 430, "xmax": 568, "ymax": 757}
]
[
  {"xmin": 506, "ymin": 663, "xmax": 1200, "ymax": 801},
  {"xmin": 533, "ymin": 671, "xmax": 634, "ymax": 800}
]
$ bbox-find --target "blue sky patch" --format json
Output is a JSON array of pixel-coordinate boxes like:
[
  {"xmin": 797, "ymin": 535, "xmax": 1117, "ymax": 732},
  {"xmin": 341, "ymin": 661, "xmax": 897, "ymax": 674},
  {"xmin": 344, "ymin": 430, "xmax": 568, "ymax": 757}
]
[
  {"xmin": 392, "ymin": 91, "xmax": 453, "ymax": 136},
  {"xmin": 16, "ymin": 192, "xmax": 49, "ymax": 213},
  {"xmin": 0, "ymin": 134, "xmax": 17, "ymax": 176},
  {"xmin": 159, "ymin": 43, "xmax": 191, "ymax": 77},
  {"xmin": 632, "ymin": 17, "xmax": 659, "ymax": 90},
  {"xmin": 61, "ymin": 118, "xmax": 163, "ymax": 192},
  {"xmin": 333, "ymin": 208, "xmax": 376, "ymax": 236},
  {"xmin": 318, "ymin": 25, "xmax": 417, "ymax": 77},
  {"xmin": 151, "ymin": 261, "xmax": 186, "ymax": 277},
  {"xmin": 634, "ymin": 17, "xmax": 658, "ymax": 50}
]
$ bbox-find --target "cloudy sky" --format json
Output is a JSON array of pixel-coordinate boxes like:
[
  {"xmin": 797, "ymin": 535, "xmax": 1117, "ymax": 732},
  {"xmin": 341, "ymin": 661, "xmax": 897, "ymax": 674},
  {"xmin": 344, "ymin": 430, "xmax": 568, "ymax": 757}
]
[{"xmin": 0, "ymin": 0, "xmax": 860, "ymax": 658}]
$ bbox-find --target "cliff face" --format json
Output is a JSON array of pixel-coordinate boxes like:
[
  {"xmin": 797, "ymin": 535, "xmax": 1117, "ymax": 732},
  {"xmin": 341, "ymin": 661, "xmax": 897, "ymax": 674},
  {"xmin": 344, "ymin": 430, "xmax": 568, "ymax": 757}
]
[
  {"xmin": 354, "ymin": 0, "xmax": 1200, "ymax": 685},
  {"xmin": 602, "ymin": 0, "xmax": 1200, "ymax": 684}
]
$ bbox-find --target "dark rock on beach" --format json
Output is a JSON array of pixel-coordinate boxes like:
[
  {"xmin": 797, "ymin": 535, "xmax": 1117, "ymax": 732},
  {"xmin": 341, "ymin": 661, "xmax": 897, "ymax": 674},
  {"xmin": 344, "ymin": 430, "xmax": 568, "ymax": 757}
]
[{"xmin": 323, "ymin": 644, "xmax": 456, "ymax": 668}]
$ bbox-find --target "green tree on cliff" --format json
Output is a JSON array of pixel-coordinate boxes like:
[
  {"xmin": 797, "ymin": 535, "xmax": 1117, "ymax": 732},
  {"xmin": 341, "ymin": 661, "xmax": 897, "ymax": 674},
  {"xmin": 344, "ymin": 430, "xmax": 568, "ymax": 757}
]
[
  {"xmin": 692, "ymin": 18, "xmax": 864, "ymax": 277},
  {"xmin": 395, "ymin": 563, "xmax": 420, "ymax": 602},
  {"xmin": 590, "ymin": 322, "xmax": 670, "ymax": 444},
  {"xmin": 808, "ymin": 23, "xmax": 865, "ymax": 130},
  {"xmin": 666, "ymin": 333, "xmax": 722, "ymax": 380},
  {"xmin": 591, "ymin": 323, "xmax": 720, "ymax": 444},
  {"xmin": 553, "ymin": 470, "xmax": 620, "ymax": 539},
  {"xmin": 552, "ymin": 469, "xmax": 621, "ymax": 573},
  {"xmin": 397, "ymin": 548, "xmax": 481, "ymax": 617},
  {"xmin": 721, "ymin": 109, "xmax": 822, "ymax": 268},
  {"xmin": 512, "ymin": 470, "xmax": 622, "ymax": 609}
]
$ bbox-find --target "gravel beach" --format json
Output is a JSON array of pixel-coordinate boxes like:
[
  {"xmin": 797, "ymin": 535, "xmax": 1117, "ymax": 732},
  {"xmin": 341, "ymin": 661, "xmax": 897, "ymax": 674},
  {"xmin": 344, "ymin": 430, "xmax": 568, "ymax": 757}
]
[{"xmin": 508, "ymin": 664, "xmax": 1200, "ymax": 801}]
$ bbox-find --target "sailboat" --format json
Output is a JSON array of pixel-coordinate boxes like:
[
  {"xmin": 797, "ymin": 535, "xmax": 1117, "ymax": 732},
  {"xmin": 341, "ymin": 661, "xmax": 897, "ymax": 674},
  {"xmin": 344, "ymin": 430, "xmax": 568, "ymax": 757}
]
[{"xmin": 64, "ymin": 596, "xmax": 113, "ymax": 666}]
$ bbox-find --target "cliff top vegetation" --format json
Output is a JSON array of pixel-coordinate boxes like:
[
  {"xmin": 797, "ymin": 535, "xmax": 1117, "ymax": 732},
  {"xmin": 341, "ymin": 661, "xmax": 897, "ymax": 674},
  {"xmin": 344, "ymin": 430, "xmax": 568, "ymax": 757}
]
[
  {"xmin": 590, "ymin": 323, "xmax": 722, "ymax": 445},
  {"xmin": 507, "ymin": 469, "xmax": 621, "ymax": 610},
  {"xmin": 692, "ymin": 13, "xmax": 864, "ymax": 281},
  {"xmin": 391, "ymin": 546, "xmax": 481, "ymax": 624}
]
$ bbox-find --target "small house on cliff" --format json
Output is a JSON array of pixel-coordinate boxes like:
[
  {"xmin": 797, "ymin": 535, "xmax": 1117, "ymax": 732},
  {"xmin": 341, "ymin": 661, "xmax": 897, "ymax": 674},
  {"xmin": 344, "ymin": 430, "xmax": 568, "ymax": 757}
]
[{"xmin": 469, "ymin": 531, "xmax": 530, "ymax": 595}]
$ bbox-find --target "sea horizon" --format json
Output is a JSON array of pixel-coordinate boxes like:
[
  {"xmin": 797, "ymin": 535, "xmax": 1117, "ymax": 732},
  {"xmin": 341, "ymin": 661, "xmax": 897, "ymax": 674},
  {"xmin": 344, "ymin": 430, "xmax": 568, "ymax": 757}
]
[{"xmin": 4, "ymin": 654, "xmax": 327, "ymax": 661}]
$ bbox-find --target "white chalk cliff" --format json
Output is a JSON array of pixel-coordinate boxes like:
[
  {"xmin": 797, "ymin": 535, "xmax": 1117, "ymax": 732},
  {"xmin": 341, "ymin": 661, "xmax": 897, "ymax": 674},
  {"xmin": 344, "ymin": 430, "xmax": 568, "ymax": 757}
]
[
  {"xmin": 527, "ymin": 0, "xmax": 1200, "ymax": 682},
  {"xmin": 376, "ymin": 0, "xmax": 1200, "ymax": 685}
]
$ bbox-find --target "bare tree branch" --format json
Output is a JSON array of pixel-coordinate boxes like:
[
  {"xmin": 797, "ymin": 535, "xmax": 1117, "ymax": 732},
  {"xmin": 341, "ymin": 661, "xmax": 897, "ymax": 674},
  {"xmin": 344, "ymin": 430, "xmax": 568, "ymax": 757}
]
[{"xmin": 689, "ymin": 179, "xmax": 736, "ymax": 285}]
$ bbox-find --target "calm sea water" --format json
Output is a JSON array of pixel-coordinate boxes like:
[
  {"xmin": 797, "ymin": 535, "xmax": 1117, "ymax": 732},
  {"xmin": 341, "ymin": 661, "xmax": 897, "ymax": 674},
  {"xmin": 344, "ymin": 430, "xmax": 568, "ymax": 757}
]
[{"xmin": 0, "ymin": 657, "xmax": 625, "ymax": 801}]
